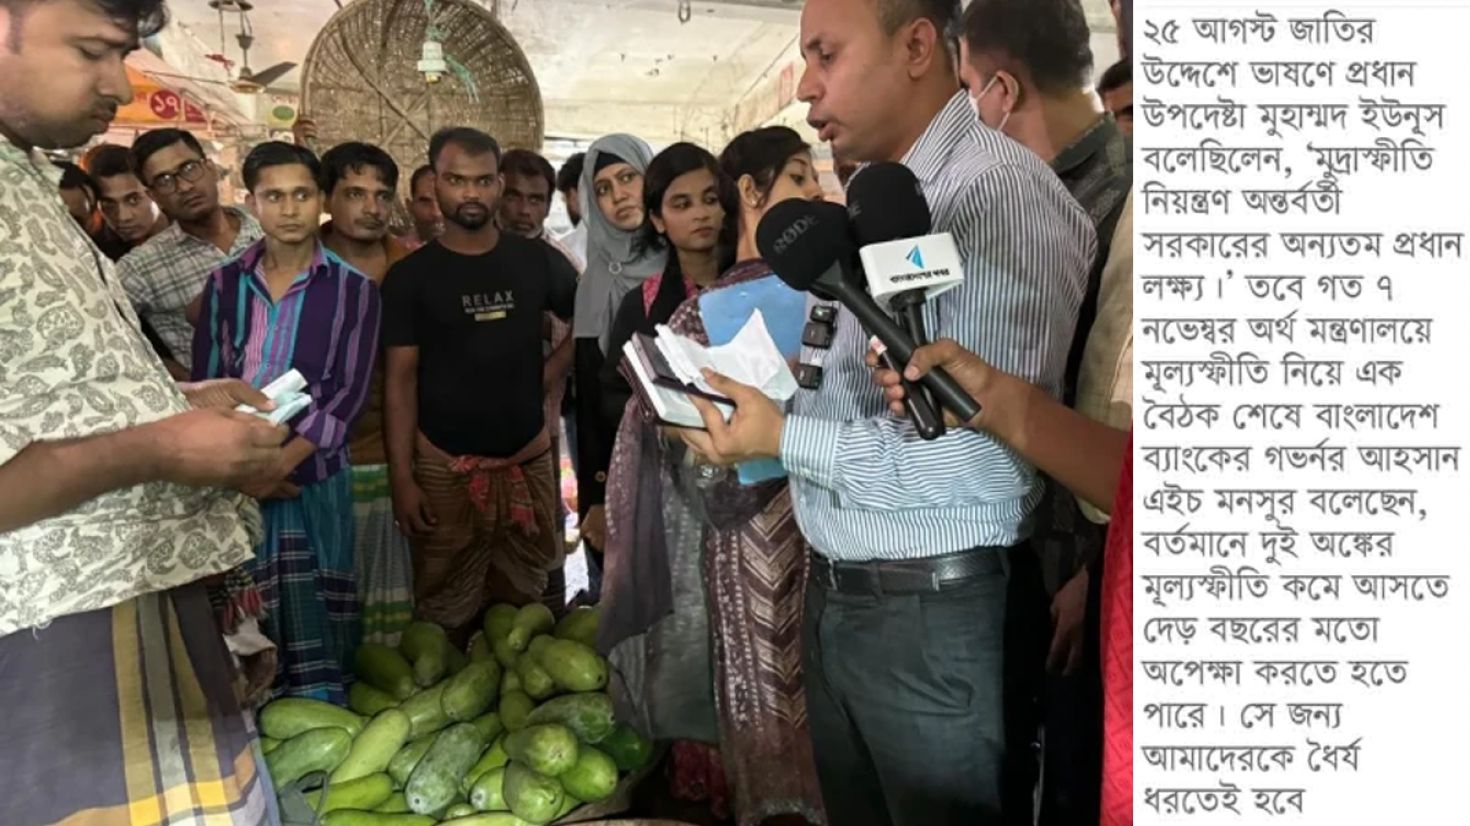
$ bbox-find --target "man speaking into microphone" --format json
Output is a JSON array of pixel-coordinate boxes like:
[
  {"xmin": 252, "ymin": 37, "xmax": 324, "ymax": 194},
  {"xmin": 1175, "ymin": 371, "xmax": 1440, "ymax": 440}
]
[{"xmin": 673, "ymin": 0, "xmax": 1094, "ymax": 823}]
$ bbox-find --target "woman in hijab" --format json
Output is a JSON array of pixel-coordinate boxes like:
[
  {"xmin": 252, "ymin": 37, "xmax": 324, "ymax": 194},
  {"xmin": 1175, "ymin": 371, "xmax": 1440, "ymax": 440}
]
[
  {"xmin": 571, "ymin": 134, "xmax": 663, "ymax": 599},
  {"xmin": 601, "ymin": 127, "xmax": 827, "ymax": 826}
]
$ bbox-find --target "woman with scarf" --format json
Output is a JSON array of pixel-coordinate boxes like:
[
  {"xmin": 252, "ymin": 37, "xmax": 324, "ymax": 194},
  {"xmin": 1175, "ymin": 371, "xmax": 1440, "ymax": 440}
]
[
  {"xmin": 600, "ymin": 127, "xmax": 827, "ymax": 826},
  {"xmin": 571, "ymin": 134, "xmax": 662, "ymax": 599}
]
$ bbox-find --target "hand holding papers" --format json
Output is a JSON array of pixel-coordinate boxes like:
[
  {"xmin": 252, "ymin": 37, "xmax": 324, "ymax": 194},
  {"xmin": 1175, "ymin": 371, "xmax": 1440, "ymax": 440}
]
[{"xmin": 623, "ymin": 310, "xmax": 797, "ymax": 430}]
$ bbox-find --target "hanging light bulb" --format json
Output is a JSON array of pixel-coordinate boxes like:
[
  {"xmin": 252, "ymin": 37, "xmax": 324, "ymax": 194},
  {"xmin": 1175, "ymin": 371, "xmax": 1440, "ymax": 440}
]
[{"xmin": 418, "ymin": 39, "xmax": 448, "ymax": 83}]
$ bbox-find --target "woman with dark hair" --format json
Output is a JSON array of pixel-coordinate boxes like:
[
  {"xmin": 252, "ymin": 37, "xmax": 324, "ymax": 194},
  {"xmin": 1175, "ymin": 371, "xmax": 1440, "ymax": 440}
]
[
  {"xmin": 601, "ymin": 127, "xmax": 826, "ymax": 825},
  {"xmin": 571, "ymin": 134, "xmax": 662, "ymax": 599}
]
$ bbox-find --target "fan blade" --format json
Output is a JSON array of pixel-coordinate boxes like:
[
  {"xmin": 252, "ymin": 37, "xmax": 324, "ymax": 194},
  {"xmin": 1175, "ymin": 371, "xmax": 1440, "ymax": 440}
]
[{"xmin": 247, "ymin": 61, "xmax": 297, "ymax": 87}]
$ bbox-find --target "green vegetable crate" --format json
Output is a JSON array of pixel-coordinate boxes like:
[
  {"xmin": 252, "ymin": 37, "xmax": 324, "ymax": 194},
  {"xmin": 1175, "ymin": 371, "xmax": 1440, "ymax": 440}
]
[{"xmin": 261, "ymin": 605, "xmax": 661, "ymax": 826}]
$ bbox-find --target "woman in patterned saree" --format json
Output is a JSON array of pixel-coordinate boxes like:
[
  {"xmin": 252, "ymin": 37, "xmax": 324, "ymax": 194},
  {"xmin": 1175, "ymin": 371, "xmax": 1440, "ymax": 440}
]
[{"xmin": 600, "ymin": 127, "xmax": 827, "ymax": 825}]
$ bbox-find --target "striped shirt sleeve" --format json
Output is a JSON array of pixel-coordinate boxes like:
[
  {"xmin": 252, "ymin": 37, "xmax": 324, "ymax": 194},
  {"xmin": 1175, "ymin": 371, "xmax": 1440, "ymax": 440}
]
[
  {"xmin": 190, "ymin": 268, "xmax": 227, "ymax": 382},
  {"xmin": 295, "ymin": 274, "xmax": 382, "ymax": 451},
  {"xmin": 780, "ymin": 164, "xmax": 1091, "ymax": 511}
]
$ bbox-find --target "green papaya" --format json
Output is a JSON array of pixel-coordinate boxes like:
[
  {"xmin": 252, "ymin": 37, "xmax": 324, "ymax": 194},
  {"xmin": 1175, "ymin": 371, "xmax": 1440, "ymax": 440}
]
[
  {"xmin": 320, "ymin": 811, "xmax": 436, "ymax": 826},
  {"xmin": 444, "ymin": 803, "xmax": 477, "ymax": 819},
  {"xmin": 498, "ymin": 691, "xmax": 535, "ymax": 732},
  {"xmin": 439, "ymin": 815, "xmax": 534, "ymax": 826},
  {"xmin": 539, "ymin": 639, "xmax": 608, "ymax": 693},
  {"xmin": 483, "ymin": 604, "xmax": 518, "ymax": 642},
  {"xmin": 514, "ymin": 657, "xmax": 558, "ymax": 701},
  {"xmin": 331, "ymin": 709, "xmax": 412, "ymax": 783},
  {"xmin": 505, "ymin": 604, "xmax": 555, "ymax": 653},
  {"xmin": 349, "ymin": 682, "xmax": 402, "ymax": 717},
  {"xmin": 398, "ymin": 682, "xmax": 451, "ymax": 739},
  {"xmin": 442, "ymin": 660, "xmax": 501, "ymax": 722},
  {"xmin": 468, "ymin": 633, "xmax": 493, "ymax": 662},
  {"xmin": 524, "ymin": 693, "xmax": 615, "ymax": 744},
  {"xmin": 503, "ymin": 724, "xmax": 579, "ymax": 777},
  {"xmin": 469, "ymin": 765, "xmax": 509, "ymax": 811},
  {"xmin": 375, "ymin": 791, "xmax": 412, "ymax": 812},
  {"xmin": 445, "ymin": 645, "xmax": 470, "ymax": 676},
  {"xmin": 599, "ymin": 724, "xmax": 653, "ymax": 772},
  {"xmin": 525, "ymin": 635, "xmax": 556, "ymax": 662},
  {"xmin": 464, "ymin": 735, "xmax": 509, "ymax": 789},
  {"xmin": 405, "ymin": 723, "xmax": 487, "ymax": 816},
  {"xmin": 552, "ymin": 606, "xmax": 599, "ymax": 648},
  {"xmin": 500, "ymin": 666, "xmax": 522, "ymax": 696},
  {"xmin": 557, "ymin": 745, "xmax": 618, "ymax": 803},
  {"xmin": 316, "ymin": 772, "xmax": 395, "ymax": 813},
  {"xmin": 260, "ymin": 697, "xmax": 365, "ymax": 740},
  {"xmin": 502, "ymin": 762, "xmax": 565, "ymax": 825},
  {"xmin": 463, "ymin": 735, "xmax": 510, "ymax": 792},
  {"xmin": 399, "ymin": 621, "xmax": 449, "ymax": 662},
  {"xmin": 356, "ymin": 644, "xmax": 417, "ymax": 699},
  {"xmin": 260, "ymin": 737, "xmax": 281, "ymax": 755},
  {"xmin": 471, "ymin": 712, "xmax": 504, "ymax": 744},
  {"xmin": 266, "ymin": 727, "xmax": 353, "ymax": 787},
  {"xmin": 492, "ymin": 634, "xmax": 520, "ymax": 669},
  {"xmin": 387, "ymin": 735, "xmax": 436, "ymax": 788}
]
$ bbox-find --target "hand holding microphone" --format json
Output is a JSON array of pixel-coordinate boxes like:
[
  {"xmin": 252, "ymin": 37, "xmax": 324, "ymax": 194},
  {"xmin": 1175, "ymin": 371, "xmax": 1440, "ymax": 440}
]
[{"xmin": 756, "ymin": 198, "xmax": 983, "ymax": 424}]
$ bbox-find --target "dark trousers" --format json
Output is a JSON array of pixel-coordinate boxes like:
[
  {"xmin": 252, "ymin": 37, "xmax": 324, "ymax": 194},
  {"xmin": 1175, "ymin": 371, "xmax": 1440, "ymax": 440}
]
[
  {"xmin": 802, "ymin": 564, "xmax": 1008, "ymax": 826},
  {"xmin": 1002, "ymin": 546, "xmax": 1104, "ymax": 826}
]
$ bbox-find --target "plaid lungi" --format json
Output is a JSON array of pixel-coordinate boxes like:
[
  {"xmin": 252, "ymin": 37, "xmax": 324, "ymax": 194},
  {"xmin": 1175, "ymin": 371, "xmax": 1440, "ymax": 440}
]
[
  {"xmin": 352, "ymin": 464, "xmax": 415, "ymax": 647},
  {"xmin": 253, "ymin": 470, "xmax": 359, "ymax": 705},
  {"xmin": 410, "ymin": 432, "xmax": 562, "ymax": 639},
  {"xmin": 0, "ymin": 584, "xmax": 277, "ymax": 826}
]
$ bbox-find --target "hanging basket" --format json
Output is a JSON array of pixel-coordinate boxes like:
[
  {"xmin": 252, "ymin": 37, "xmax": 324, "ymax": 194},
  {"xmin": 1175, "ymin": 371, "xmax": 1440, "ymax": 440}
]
[{"xmin": 300, "ymin": 0, "xmax": 543, "ymax": 183}]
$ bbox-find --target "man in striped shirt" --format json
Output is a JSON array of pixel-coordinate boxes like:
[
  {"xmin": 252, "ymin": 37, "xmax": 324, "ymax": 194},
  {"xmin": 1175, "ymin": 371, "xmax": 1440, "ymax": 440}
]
[{"xmin": 677, "ymin": 0, "xmax": 1094, "ymax": 822}]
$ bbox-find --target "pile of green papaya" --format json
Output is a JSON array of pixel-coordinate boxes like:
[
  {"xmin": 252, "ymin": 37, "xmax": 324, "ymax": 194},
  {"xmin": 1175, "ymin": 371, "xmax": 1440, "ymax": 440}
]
[{"xmin": 258, "ymin": 603, "xmax": 653, "ymax": 826}]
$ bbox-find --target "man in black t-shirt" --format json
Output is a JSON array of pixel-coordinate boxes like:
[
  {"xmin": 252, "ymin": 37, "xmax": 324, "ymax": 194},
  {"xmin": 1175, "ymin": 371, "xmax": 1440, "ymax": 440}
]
[{"xmin": 381, "ymin": 127, "xmax": 576, "ymax": 640}]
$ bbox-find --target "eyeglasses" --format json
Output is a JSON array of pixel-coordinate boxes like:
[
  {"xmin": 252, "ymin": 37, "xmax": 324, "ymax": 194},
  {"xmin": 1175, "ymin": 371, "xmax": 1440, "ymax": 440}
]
[{"xmin": 148, "ymin": 159, "xmax": 208, "ymax": 194}]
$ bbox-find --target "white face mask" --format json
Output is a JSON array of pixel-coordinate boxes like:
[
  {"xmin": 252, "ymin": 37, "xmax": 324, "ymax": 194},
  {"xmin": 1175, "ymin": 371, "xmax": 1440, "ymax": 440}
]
[{"xmin": 972, "ymin": 74, "xmax": 1013, "ymax": 134}]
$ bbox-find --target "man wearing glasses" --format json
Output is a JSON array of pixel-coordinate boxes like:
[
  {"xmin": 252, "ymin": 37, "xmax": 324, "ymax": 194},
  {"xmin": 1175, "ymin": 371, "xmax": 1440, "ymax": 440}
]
[{"xmin": 116, "ymin": 128, "xmax": 262, "ymax": 378}]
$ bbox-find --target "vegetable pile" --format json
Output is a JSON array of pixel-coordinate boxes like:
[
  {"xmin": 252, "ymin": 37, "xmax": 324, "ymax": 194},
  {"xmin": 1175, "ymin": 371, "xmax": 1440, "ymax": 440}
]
[{"xmin": 258, "ymin": 604, "xmax": 652, "ymax": 825}]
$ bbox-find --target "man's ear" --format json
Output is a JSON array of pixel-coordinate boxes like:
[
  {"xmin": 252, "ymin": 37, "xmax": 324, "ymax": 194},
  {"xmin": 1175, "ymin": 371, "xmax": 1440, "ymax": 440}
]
[{"xmin": 902, "ymin": 16, "xmax": 943, "ymax": 80}]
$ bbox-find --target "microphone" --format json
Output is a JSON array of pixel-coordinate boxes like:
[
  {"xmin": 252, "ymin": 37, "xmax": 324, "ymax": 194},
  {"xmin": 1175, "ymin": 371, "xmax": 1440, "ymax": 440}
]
[
  {"xmin": 846, "ymin": 162, "xmax": 964, "ymax": 428},
  {"xmin": 756, "ymin": 198, "xmax": 982, "ymax": 425},
  {"xmin": 848, "ymin": 162, "xmax": 966, "ymax": 336}
]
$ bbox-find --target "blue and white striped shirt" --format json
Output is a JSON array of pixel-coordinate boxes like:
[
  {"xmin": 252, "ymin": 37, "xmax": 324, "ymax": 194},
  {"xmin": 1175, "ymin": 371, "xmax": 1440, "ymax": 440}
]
[{"xmin": 779, "ymin": 92, "xmax": 1096, "ymax": 561}]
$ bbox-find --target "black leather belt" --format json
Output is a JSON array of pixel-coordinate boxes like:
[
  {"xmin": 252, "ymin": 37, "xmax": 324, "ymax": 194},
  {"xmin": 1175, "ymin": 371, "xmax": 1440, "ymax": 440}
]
[{"xmin": 810, "ymin": 546, "xmax": 1010, "ymax": 595}]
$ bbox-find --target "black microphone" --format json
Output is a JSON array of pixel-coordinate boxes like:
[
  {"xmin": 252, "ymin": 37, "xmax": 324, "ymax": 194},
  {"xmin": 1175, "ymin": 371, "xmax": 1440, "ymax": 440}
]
[
  {"xmin": 847, "ymin": 162, "xmax": 935, "ymax": 328},
  {"xmin": 846, "ymin": 162, "xmax": 943, "ymax": 421},
  {"xmin": 756, "ymin": 199, "xmax": 983, "ymax": 424}
]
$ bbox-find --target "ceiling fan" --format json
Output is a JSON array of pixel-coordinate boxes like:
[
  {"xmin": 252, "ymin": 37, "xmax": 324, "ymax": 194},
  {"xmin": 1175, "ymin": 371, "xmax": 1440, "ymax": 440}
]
[{"xmin": 204, "ymin": 0, "xmax": 297, "ymax": 94}]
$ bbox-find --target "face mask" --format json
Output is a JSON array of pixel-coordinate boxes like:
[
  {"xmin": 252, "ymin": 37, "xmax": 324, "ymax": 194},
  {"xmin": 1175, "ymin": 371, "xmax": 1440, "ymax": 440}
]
[{"xmin": 973, "ymin": 74, "xmax": 1013, "ymax": 134}]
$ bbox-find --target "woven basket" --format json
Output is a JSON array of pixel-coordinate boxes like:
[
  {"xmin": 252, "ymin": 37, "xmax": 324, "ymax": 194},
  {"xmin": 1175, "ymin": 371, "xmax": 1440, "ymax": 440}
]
[{"xmin": 300, "ymin": 0, "xmax": 544, "ymax": 210}]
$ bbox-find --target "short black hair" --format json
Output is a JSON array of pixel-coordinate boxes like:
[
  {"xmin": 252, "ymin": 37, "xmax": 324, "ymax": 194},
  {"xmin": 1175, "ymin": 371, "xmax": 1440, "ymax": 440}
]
[
  {"xmin": 409, "ymin": 164, "xmax": 435, "ymax": 193},
  {"xmin": 84, "ymin": 143, "xmax": 136, "ymax": 180},
  {"xmin": 428, "ymin": 127, "xmax": 501, "ymax": 171},
  {"xmin": 131, "ymin": 128, "xmax": 205, "ymax": 181},
  {"xmin": 320, "ymin": 141, "xmax": 399, "ymax": 195},
  {"xmin": 876, "ymin": 0, "xmax": 959, "ymax": 38},
  {"xmin": 962, "ymin": 0, "xmax": 1094, "ymax": 95},
  {"xmin": 500, "ymin": 149, "xmax": 555, "ymax": 194},
  {"xmin": 556, "ymin": 152, "xmax": 585, "ymax": 194},
  {"xmin": 54, "ymin": 161, "xmax": 99, "ymax": 201},
  {"xmin": 1097, "ymin": 58, "xmax": 1131, "ymax": 95},
  {"xmin": 2, "ymin": 0, "xmax": 167, "ymax": 52},
  {"xmin": 242, "ymin": 140, "xmax": 323, "ymax": 193}
]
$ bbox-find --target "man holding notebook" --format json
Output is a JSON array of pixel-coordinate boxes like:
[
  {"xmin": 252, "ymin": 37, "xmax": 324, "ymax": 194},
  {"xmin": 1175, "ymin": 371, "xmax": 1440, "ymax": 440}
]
[{"xmin": 381, "ymin": 127, "xmax": 577, "ymax": 642}]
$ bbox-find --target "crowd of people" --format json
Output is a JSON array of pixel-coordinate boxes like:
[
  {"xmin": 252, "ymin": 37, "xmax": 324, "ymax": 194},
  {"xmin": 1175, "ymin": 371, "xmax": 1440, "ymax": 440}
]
[{"xmin": 0, "ymin": 0, "xmax": 1137, "ymax": 824}]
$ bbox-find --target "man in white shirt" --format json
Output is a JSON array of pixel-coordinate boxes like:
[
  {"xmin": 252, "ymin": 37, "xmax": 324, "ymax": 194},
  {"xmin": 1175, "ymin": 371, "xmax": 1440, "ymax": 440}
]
[{"xmin": 0, "ymin": 0, "xmax": 288, "ymax": 821}]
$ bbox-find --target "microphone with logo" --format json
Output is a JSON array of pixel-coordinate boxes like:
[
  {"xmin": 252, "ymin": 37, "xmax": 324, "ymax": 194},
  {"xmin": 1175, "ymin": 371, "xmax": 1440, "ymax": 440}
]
[
  {"xmin": 848, "ymin": 161, "xmax": 965, "ymax": 354},
  {"xmin": 756, "ymin": 198, "xmax": 982, "ymax": 425}
]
